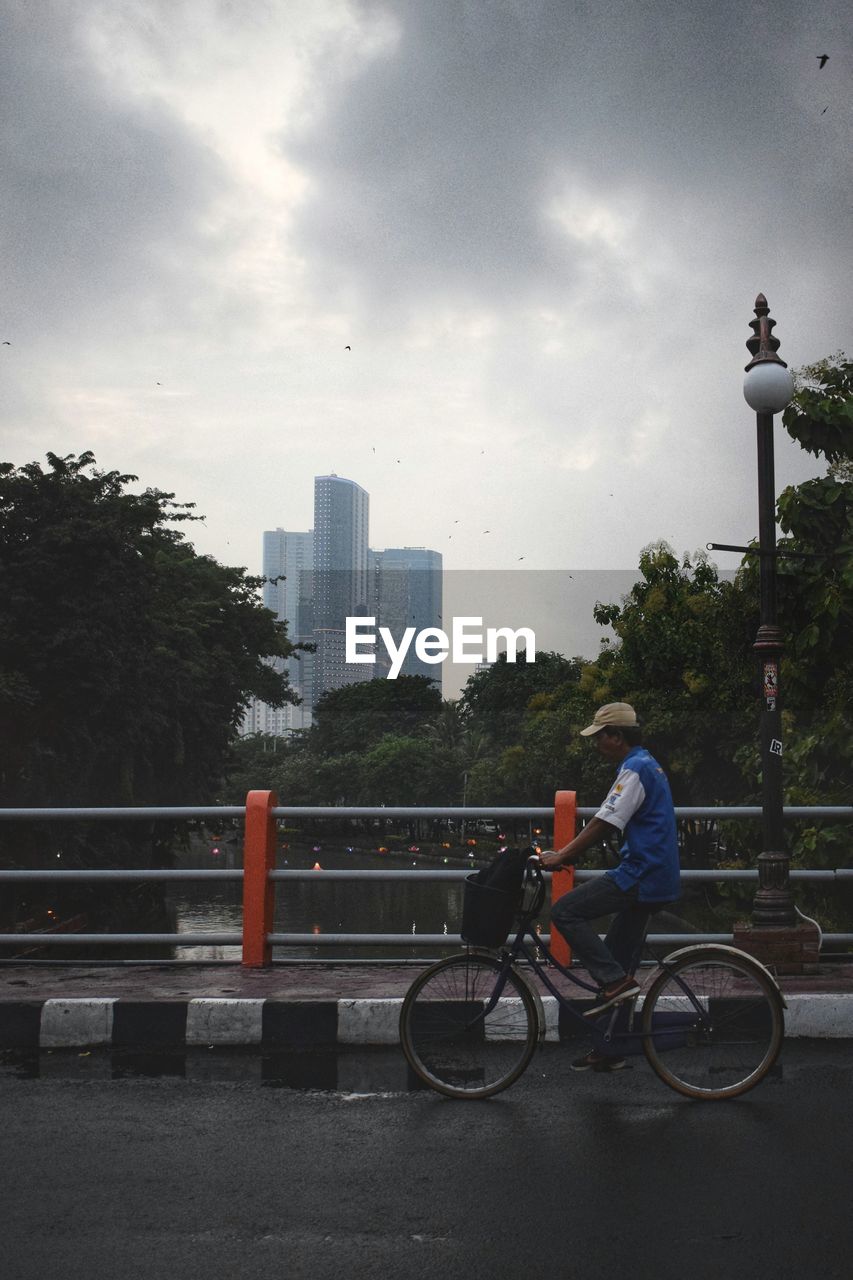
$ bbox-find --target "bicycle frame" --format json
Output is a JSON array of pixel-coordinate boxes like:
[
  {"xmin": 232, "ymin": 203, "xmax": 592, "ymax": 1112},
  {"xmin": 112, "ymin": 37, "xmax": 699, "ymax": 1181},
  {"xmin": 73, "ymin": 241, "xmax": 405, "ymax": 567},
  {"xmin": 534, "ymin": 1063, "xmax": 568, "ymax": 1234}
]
[{"xmin": 477, "ymin": 914, "xmax": 708, "ymax": 1052}]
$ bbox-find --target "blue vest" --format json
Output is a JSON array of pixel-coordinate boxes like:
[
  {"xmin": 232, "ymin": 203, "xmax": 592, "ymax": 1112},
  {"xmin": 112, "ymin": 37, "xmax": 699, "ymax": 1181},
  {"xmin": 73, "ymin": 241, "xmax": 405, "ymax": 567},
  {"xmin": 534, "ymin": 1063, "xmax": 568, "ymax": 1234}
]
[{"xmin": 606, "ymin": 748, "xmax": 680, "ymax": 903}]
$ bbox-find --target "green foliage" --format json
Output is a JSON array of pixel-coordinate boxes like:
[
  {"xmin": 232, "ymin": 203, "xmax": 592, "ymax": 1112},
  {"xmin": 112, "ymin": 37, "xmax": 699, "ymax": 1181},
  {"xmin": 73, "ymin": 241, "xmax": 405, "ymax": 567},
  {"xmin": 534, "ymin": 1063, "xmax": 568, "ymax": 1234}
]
[
  {"xmin": 0, "ymin": 452, "xmax": 296, "ymax": 808},
  {"xmin": 219, "ymin": 734, "xmax": 288, "ymax": 800},
  {"xmin": 282, "ymin": 749, "xmax": 365, "ymax": 807},
  {"xmin": 457, "ymin": 653, "xmax": 586, "ymax": 806},
  {"xmin": 767, "ymin": 354, "xmax": 853, "ymax": 863},
  {"xmin": 358, "ymin": 736, "xmax": 458, "ymax": 806},
  {"xmin": 581, "ymin": 543, "xmax": 758, "ymax": 805},
  {"xmin": 310, "ymin": 675, "xmax": 443, "ymax": 756},
  {"xmin": 458, "ymin": 651, "xmax": 581, "ymax": 746},
  {"xmin": 782, "ymin": 352, "xmax": 853, "ymax": 465}
]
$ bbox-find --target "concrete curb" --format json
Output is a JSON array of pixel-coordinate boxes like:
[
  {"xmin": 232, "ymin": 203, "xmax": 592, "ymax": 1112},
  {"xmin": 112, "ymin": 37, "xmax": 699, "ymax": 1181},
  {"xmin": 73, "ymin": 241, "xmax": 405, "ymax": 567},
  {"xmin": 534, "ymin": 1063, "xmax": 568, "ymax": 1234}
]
[
  {"xmin": 2, "ymin": 993, "xmax": 853, "ymax": 1050},
  {"xmin": 782, "ymin": 993, "xmax": 853, "ymax": 1038}
]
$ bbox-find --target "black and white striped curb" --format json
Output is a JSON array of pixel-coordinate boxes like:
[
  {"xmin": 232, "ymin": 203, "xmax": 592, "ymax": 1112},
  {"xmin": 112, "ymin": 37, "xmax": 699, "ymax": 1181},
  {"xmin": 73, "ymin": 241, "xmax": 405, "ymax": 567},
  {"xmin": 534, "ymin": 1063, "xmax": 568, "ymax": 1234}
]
[
  {"xmin": 1, "ymin": 999, "xmax": 400, "ymax": 1051},
  {"xmin": 2, "ymin": 993, "xmax": 852, "ymax": 1049}
]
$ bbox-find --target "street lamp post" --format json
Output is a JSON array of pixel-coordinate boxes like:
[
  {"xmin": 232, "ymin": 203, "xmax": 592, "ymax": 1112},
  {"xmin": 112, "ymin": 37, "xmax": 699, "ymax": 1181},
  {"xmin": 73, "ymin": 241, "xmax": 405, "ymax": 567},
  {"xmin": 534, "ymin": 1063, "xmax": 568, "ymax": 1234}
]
[{"xmin": 742, "ymin": 293, "xmax": 796, "ymax": 927}]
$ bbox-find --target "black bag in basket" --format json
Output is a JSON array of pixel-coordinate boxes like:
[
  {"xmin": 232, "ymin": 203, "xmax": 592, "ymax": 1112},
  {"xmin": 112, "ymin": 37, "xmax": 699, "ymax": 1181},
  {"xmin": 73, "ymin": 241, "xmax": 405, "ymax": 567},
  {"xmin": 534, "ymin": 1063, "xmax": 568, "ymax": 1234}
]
[{"xmin": 461, "ymin": 847, "xmax": 536, "ymax": 947}]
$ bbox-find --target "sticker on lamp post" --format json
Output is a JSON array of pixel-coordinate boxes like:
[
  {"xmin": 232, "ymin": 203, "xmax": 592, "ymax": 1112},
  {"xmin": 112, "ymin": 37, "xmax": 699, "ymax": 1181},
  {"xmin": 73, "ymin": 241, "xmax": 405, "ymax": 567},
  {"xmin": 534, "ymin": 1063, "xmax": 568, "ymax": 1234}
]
[
  {"xmin": 770, "ymin": 739, "xmax": 783, "ymax": 756},
  {"xmin": 763, "ymin": 660, "xmax": 778, "ymax": 710}
]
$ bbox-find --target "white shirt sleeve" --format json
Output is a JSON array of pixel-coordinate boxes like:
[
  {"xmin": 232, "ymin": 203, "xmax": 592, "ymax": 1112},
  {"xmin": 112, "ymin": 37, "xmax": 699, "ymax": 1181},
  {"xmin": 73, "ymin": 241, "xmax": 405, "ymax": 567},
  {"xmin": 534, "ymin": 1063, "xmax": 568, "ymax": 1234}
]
[{"xmin": 595, "ymin": 768, "xmax": 646, "ymax": 832}]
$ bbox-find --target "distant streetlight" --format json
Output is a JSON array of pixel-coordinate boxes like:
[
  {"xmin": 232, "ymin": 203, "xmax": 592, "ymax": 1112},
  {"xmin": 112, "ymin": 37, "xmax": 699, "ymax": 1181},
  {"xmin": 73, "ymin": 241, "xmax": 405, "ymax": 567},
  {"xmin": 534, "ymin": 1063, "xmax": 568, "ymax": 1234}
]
[{"xmin": 743, "ymin": 293, "xmax": 796, "ymax": 926}]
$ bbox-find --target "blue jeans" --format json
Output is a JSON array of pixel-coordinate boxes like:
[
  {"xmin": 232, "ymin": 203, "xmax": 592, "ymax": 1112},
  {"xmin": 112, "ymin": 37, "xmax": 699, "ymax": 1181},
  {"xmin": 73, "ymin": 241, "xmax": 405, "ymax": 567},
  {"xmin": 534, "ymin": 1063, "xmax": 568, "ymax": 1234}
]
[{"xmin": 550, "ymin": 874, "xmax": 655, "ymax": 986}]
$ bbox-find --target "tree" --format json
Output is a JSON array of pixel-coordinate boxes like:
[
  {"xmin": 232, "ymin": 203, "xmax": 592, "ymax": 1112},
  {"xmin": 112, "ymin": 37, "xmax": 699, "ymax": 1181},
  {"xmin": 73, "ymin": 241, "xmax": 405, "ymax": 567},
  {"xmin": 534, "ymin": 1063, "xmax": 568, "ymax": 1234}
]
[
  {"xmin": 309, "ymin": 675, "xmax": 443, "ymax": 756},
  {"xmin": 459, "ymin": 651, "xmax": 582, "ymax": 749},
  {"xmin": 449, "ymin": 652, "xmax": 580, "ymax": 808},
  {"xmin": 583, "ymin": 543, "xmax": 757, "ymax": 807},
  {"xmin": 219, "ymin": 733, "xmax": 289, "ymax": 801},
  {"xmin": 358, "ymin": 736, "xmax": 457, "ymax": 807},
  {"xmin": 780, "ymin": 351, "xmax": 853, "ymax": 468},
  {"xmin": 768, "ymin": 353, "xmax": 853, "ymax": 869},
  {"xmin": 0, "ymin": 452, "xmax": 297, "ymax": 810}
]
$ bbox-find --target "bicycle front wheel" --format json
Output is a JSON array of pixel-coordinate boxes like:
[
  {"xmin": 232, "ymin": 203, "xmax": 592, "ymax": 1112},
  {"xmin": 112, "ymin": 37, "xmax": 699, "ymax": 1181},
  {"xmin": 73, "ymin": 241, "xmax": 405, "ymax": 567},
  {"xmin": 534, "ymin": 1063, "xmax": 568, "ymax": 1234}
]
[
  {"xmin": 400, "ymin": 952, "xmax": 539, "ymax": 1099},
  {"xmin": 641, "ymin": 946, "xmax": 784, "ymax": 1100}
]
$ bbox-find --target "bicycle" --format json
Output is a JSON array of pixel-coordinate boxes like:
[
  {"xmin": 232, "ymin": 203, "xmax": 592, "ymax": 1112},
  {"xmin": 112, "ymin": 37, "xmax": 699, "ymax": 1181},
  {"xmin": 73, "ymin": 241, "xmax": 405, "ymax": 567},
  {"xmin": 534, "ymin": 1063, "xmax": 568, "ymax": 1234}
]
[{"xmin": 400, "ymin": 858, "xmax": 786, "ymax": 1101}]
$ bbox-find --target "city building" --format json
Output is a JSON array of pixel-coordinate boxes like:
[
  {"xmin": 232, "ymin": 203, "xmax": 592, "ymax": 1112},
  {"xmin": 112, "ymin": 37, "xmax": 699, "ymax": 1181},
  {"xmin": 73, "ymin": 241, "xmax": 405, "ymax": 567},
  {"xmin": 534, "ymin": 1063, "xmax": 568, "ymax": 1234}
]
[
  {"xmin": 239, "ymin": 477, "xmax": 443, "ymax": 737},
  {"xmin": 261, "ymin": 528, "xmax": 313, "ymax": 627},
  {"xmin": 371, "ymin": 547, "xmax": 444, "ymax": 684},
  {"xmin": 239, "ymin": 528, "xmax": 314, "ymax": 738},
  {"xmin": 311, "ymin": 475, "xmax": 373, "ymax": 703}
]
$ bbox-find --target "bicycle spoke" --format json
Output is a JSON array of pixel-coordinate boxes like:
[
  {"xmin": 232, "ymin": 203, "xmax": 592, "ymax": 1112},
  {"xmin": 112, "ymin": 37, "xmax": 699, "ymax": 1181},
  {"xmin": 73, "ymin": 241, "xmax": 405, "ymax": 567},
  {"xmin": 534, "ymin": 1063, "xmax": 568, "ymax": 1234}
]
[
  {"xmin": 642, "ymin": 951, "xmax": 784, "ymax": 1099},
  {"xmin": 400, "ymin": 954, "xmax": 538, "ymax": 1098}
]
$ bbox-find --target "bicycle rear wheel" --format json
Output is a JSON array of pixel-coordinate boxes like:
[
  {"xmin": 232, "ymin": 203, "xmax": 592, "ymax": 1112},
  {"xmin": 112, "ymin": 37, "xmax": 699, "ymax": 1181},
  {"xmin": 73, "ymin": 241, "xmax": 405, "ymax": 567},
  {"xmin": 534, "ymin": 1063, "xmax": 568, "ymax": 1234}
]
[
  {"xmin": 641, "ymin": 946, "xmax": 784, "ymax": 1100},
  {"xmin": 400, "ymin": 952, "xmax": 539, "ymax": 1099}
]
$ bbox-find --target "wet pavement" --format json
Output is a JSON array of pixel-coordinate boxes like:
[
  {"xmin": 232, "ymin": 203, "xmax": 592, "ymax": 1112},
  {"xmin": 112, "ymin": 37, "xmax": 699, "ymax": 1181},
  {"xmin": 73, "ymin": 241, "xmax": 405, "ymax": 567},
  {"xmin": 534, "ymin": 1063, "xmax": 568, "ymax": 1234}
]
[
  {"xmin": 0, "ymin": 961, "xmax": 431, "ymax": 1001},
  {"xmin": 0, "ymin": 1043, "xmax": 424, "ymax": 1092},
  {"xmin": 2, "ymin": 1041, "xmax": 853, "ymax": 1280}
]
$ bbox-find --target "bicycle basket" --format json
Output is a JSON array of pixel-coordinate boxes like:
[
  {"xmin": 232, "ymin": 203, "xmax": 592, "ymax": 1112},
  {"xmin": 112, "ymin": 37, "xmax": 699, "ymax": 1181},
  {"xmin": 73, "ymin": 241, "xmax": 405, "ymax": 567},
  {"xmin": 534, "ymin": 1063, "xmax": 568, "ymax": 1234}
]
[{"xmin": 461, "ymin": 874, "xmax": 520, "ymax": 947}]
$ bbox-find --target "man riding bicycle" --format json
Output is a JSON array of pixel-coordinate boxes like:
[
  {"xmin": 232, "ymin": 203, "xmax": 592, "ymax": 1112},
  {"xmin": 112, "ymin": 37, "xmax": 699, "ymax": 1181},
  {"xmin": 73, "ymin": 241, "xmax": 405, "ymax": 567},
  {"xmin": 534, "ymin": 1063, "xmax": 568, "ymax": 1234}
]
[{"xmin": 539, "ymin": 702, "xmax": 680, "ymax": 1071}]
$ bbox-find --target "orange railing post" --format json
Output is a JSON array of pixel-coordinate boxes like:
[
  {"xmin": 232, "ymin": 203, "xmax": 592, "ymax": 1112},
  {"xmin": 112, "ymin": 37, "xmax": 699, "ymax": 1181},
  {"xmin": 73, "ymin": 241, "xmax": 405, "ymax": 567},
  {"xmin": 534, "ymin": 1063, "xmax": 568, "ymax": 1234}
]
[
  {"xmin": 549, "ymin": 790, "xmax": 577, "ymax": 968},
  {"xmin": 242, "ymin": 789, "xmax": 278, "ymax": 967}
]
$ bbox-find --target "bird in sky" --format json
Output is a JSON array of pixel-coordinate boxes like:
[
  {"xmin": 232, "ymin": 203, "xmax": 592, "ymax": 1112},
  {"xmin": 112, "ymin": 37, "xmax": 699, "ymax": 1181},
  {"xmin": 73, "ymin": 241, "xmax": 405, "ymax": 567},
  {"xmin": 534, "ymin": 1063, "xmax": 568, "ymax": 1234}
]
[
  {"xmin": 817, "ymin": 54, "xmax": 829, "ymax": 68},
  {"xmin": 2, "ymin": 341, "xmax": 10, "ymax": 345},
  {"xmin": 483, "ymin": 530, "xmax": 490, "ymax": 533},
  {"xmin": 518, "ymin": 556, "xmax": 525, "ymax": 561},
  {"xmin": 344, "ymin": 345, "xmax": 351, "ymax": 351}
]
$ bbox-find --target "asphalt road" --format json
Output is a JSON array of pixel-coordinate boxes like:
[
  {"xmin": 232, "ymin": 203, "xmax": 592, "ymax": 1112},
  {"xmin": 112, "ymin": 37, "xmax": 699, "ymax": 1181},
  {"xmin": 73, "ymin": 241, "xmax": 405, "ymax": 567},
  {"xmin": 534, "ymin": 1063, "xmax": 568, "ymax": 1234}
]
[{"xmin": 2, "ymin": 1042, "xmax": 852, "ymax": 1280}]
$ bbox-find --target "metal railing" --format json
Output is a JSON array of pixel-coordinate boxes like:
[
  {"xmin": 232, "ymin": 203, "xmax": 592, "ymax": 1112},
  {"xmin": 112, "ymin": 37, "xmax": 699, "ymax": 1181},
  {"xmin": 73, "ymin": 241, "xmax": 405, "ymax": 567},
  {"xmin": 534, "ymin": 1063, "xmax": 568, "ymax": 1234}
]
[{"xmin": 1, "ymin": 794, "xmax": 851, "ymax": 962}]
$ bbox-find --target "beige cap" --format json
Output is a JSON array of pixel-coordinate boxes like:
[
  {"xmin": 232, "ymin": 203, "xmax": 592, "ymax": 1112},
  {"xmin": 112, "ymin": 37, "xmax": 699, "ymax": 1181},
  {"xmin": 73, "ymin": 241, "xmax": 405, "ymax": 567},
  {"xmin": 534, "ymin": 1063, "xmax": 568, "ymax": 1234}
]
[{"xmin": 579, "ymin": 702, "xmax": 639, "ymax": 736}]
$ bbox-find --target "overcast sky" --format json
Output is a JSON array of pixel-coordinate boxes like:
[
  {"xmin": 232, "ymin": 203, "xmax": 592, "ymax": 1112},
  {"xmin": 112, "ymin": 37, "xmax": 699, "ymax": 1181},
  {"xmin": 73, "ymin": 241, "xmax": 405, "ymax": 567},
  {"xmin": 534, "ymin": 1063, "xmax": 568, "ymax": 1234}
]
[{"xmin": 2, "ymin": 0, "xmax": 851, "ymax": 578}]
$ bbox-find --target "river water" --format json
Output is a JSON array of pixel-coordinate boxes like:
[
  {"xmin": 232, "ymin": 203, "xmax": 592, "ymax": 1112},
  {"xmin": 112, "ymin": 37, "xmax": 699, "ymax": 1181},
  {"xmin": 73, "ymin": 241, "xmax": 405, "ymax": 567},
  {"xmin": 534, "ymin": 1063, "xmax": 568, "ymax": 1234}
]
[
  {"xmin": 168, "ymin": 835, "xmax": 495, "ymax": 961},
  {"xmin": 167, "ymin": 835, "xmax": 719, "ymax": 962}
]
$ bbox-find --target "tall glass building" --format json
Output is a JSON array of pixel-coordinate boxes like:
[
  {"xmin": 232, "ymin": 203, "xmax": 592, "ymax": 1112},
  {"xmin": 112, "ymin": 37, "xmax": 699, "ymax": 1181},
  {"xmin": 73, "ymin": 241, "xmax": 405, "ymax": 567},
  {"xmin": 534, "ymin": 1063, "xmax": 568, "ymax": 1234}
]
[
  {"xmin": 312, "ymin": 475, "xmax": 372, "ymax": 702},
  {"xmin": 240, "ymin": 528, "xmax": 314, "ymax": 736},
  {"xmin": 372, "ymin": 547, "xmax": 444, "ymax": 684},
  {"xmin": 313, "ymin": 475, "xmax": 370, "ymax": 629}
]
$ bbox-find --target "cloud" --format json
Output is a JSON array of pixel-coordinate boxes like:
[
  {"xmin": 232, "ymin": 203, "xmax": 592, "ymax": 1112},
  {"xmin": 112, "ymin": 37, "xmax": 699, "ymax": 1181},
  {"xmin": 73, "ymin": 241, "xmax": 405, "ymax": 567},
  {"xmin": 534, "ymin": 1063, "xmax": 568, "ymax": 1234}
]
[
  {"xmin": 0, "ymin": 2, "xmax": 234, "ymax": 349},
  {"xmin": 285, "ymin": 0, "xmax": 852, "ymax": 326}
]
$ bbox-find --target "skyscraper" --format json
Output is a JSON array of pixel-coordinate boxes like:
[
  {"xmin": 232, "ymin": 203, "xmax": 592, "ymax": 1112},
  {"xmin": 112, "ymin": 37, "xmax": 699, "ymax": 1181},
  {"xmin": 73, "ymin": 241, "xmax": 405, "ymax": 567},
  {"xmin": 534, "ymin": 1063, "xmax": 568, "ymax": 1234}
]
[
  {"xmin": 372, "ymin": 547, "xmax": 444, "ymax": 684},
  {"xmin": 239, "ymin": 477, "xmax": 444, "ymax": 737},
  {"xmin": 262, "ymin": 528, "xmax": 313, "ymax": 628},
  {"xmin": 313, "ymin": 475, "xmax": 369, "ymax": 629},
  {"xmin": 240, "ymin": 527, "xmax": 314, "ymax": 736},
  {"xmin": 312, "ymin": 475, "xmax": 373, "ymax": 703}
]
